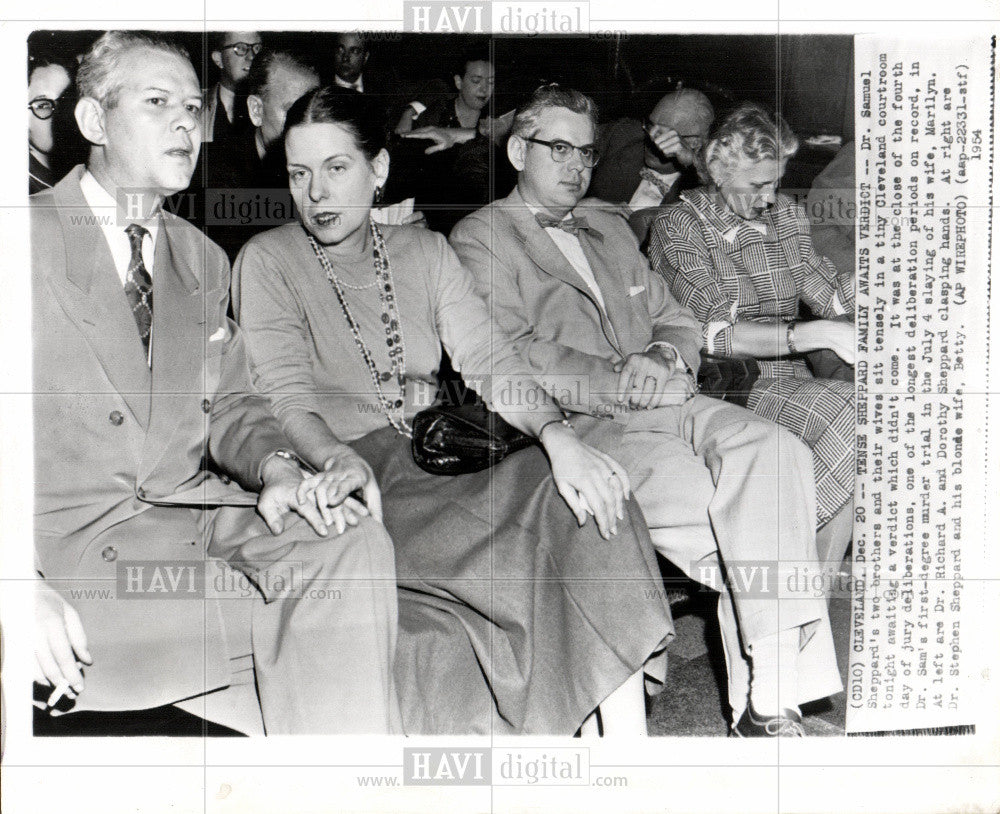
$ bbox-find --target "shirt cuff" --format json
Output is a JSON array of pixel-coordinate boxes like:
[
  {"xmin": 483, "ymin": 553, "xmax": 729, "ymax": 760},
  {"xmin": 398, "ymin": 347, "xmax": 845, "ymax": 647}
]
[
  {"xmin": 257, "ymin": 449, "xmax": 315, "ymax": 486},
  {"xmin": 704, "ymin": 321, "xmax": 732, "ymax": 355},
  {"xmin": 644, "ymin": 341, "xmax": 687, "ymax": 373}
]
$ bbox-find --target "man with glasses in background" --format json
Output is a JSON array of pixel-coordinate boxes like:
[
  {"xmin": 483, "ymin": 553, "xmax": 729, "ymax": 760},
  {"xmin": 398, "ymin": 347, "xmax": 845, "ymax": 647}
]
[
  {"xmin": 202, "ymin": 31, "xmax": 262, "ymax": 143},
  {"xmin": 451, "ymin": 84, "xmax": 842, "ymax": 737},
  {"xmin": 28, "ymin": 53, "xmax": 73, "ymax": 193},
  {"xmin": 586, "ymin": 88, "xmax": 714, "ymax": 247}
]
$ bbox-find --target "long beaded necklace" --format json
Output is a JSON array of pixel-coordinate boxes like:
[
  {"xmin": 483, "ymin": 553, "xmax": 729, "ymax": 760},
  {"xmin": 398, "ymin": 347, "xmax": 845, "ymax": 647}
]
[{"xmin": 306, "ymin": 220, "xmax": 413, "ymax": 438}]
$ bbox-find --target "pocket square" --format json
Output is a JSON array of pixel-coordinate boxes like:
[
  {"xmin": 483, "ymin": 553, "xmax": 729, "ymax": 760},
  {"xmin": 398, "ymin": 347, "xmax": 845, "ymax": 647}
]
[
  {"xmin": 629, "ymin": 285, "xmax": 646, "ymax": 297},
  {"xmin": 209, "ymin": 326, "xmax": 228, "ymax": 342}
]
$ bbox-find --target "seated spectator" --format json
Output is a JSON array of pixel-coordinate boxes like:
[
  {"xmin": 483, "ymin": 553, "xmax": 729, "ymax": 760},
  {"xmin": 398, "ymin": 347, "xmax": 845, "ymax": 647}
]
[
  {"xmin": 28, "ymin": 54, "xmax": 73, "ymax": 194},
  {"xmin": 331, "ymin": 32, "xmax": 396, "ymax": 101},
  {"xmin": 33, "ymin": 31, "xmax": 400, "ymax": 735},
  {"xmin": 396, "ymin": 46, "xmax": 495, "ymax": 134},
  {"xmin": 194, "ymin": 49, "xmax": 319, "ymax": 262},
  {"xmin": 648, "ymin": 102, "xmax": 855, "ymax": 569},
  {"xmin": 202, "ymin": 32, "xmax": 261, "ymax": 143},
  {"xmin": 232, "ymin": 87, "xmax": 675, "ymax": 734},
  {"xmin": 390, "ymin": 47, "xmax": 514, "ymax": 233},
  {"xmin": 586, "ymin": 88, "xmax": 713, "ymax": 247},
  {"xmin": 451, "ymin": 84, "xmax": 843, "ymax": 736}
]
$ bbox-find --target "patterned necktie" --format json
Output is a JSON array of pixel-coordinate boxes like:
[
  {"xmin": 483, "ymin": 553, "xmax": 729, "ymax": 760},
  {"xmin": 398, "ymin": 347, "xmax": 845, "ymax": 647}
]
[
  {"xmin": 534, "ymin": 212, "xmax": 604, "ymax": 242},
  {"xmin": 123, "ymin": 223, "xmax": 153, "ymax": 358}
]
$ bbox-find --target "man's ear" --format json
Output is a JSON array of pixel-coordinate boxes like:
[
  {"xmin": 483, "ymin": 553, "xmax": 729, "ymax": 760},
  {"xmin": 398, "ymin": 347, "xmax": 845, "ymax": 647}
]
[
  {"xmin": 507, "ymin": 135, "xmax": 526, "ymax": 172},
  {"xmin": 75, "ymin": 97, "xmax": 107, "ymax": 146},
  {"xmin": 453, "ymin": 74, "xmax": 462, "ymax": 92},
  {"xmin": 247, "ymin": 94, "xmax": 264, "ymax": 128},
  {"xmin": 210, "ymin": 51, "xmax": 223, "ymax": 72}
]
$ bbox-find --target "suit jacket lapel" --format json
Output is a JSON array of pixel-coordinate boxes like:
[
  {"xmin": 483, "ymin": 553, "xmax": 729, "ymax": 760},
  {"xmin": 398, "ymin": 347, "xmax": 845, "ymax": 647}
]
[
  {"xmin": 137, "ymin": 217, "xmax": 204, "ymax": 483},
  {"xmin": 576, "ymin": 225, "xmax": 629, "ymax": 354},
  {"xmin": 48, "ymin": 170, "xmax": 152, "ymax": 426},
  {"xmin": 505, "ymin": 188, "xmax": 624, "ymax": 355}
]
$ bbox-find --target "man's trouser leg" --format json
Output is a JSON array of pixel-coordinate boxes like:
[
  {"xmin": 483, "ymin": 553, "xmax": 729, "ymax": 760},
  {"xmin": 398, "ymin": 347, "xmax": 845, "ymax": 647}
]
[
  {"xmin": 206, "ymin": 508, "xmax": 403, "ymax": 734},
  {"xmin": 618, "ymin": 396, "xmax": 842, "ymax": 718}
]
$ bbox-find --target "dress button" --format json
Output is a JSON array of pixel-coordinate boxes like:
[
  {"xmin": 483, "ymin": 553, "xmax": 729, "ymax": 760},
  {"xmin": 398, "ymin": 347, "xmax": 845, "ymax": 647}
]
[
  {"xmin": 201, "ymin": 398, "xmax": 211, "ymax": 414},
  {"xmin": 101, "ymin": 546, "xmax": 118, "ymax": 562},
  {"xmin": 219, "ymin": 474, "xmax": 232, "ymax": 485},
  {"xmin": 109, "ymin": 410, "xmax": 124, "ymax": 425},
  {"xmin": 136, "ymin": 487, "xmax": 147, "ymax": 499}
]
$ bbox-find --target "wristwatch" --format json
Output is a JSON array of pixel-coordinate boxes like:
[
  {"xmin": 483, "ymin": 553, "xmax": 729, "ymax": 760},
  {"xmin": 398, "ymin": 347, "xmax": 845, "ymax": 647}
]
[{"xmin": 259, "ymin": 448, "xmax": 318, "ymax": 484}]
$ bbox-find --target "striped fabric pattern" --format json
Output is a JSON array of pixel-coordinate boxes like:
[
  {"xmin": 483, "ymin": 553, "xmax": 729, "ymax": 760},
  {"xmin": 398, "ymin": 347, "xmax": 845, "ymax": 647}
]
[
  {"xmin": 647, "ymin": 187, "xmax": 856, "ymax": 528},
  {"xmin": 648, "ymin": 188, "xmax": 854, "ymax": 356}
]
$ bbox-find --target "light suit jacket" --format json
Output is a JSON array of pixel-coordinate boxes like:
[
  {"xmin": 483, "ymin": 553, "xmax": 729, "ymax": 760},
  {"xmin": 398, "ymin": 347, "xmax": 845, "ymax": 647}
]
[
  {"xmin": 32, "ymin": 166, "xmax": 290, "ymax": 710},
  {"xmin": 449, "ymin": 185, "xmax": 703, "ymax": 438}
]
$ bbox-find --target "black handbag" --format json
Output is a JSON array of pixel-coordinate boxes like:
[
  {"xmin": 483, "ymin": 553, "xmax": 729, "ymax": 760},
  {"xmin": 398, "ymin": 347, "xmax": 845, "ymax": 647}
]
[
  {"xmin": 411, "ymin": 400, "xmax": 535, "ymax": 476},
  {"xmin": 696, "ymin": 354, "xmax": 761, "ymax": 408}
]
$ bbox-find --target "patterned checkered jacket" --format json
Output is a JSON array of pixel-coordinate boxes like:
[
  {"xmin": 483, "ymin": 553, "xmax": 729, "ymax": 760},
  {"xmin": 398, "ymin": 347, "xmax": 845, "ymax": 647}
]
[{"xmin": 648, "ymin": 187, "xmax": 855, "ymax": 378}]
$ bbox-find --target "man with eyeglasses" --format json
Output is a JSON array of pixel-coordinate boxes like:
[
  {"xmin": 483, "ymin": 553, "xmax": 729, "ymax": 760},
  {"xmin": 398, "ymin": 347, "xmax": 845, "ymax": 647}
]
[
  {"xmin": 587, "ymin": 88, "xmax": 714, "ymax": 247},
  {"xmin": 451, "ymin": 84, "xmax": 842, "ymax": 737},
  {"xmin": 202, "ymin": 31, "xmax": 262, "ymax": 143},
  {"xmin": 28, "ymin": 54, "xmax": 73, "ymax": 194}
]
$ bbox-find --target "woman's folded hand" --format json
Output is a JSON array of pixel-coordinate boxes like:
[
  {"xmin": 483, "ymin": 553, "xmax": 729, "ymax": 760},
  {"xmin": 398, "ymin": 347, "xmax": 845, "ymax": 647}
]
[
  {"xmin": 539, "ymin": 422, "xmax": 632, "ymax": 540},
  {"xmin": 296, "ymin": 447, "xmax": 384, "ymax": 531}
]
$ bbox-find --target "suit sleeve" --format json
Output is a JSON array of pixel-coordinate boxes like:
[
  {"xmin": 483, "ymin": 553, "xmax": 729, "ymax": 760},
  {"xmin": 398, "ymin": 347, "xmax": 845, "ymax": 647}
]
[
  {"xmin": 205, "ymin": 248, "xmax": 290, "ymax": 491},
  {"xmin": 450, "ymin": 215, "xmax": 623, "ymax": 416},
  {"xmin": 639, "ymin": 251, "xmax": 704, "ymax": 376}
]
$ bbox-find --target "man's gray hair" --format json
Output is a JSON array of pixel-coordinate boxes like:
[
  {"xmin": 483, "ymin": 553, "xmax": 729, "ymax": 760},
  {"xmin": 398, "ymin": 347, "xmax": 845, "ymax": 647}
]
[
  {"xmin": 77, "ymin": 31, "xmax": 190, "ymax": 109},
  {"xmin": 511, "ymin": 83, "xmax": 599, "ymax": 138},
  {"xmin": 698, "ymin": 102, "xmax": 798, "ymax": 186}
]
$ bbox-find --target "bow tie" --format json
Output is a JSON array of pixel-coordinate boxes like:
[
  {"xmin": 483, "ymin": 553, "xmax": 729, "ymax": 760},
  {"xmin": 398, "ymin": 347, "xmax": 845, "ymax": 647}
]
[{"xmin": 535, "ymin": 213, "xmax": 604, "ymax": 241}]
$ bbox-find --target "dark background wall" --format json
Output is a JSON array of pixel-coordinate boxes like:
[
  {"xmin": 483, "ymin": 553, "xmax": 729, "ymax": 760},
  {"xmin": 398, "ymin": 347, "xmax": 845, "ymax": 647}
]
[
  {"xmin": 29, "ymin": 30, "xmax": 852, "ymax": 134},
  {"xmin": 29, "ymin": 30, "xmax": 853, "ymax": 188}
]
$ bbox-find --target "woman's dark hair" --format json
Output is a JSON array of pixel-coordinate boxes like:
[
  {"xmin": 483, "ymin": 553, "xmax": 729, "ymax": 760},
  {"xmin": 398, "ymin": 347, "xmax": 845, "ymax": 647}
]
[
  {"xmin": 284, "ymin": 85, "xmax": 389, "ymax": 160},
  {"xmin": 453, "ymin": 44, "xmax": 491, "ymax": 80}
]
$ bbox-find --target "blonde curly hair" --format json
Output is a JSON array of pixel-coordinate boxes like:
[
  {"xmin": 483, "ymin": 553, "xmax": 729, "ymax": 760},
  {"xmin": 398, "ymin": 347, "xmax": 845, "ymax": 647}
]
[{"xmin": 696, "ymin": 102, "xmax": 798, "ymax": 186}]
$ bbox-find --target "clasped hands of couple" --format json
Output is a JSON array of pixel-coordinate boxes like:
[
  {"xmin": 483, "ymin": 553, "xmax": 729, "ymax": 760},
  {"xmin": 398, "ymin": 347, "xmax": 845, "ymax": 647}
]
[
  {"xmin": 35, "ymin": 348, "xmax": 690, "ymax": 703},
  {"xmin": 276, "ymin": 347, "xmax": 691, "ymax": 544}
]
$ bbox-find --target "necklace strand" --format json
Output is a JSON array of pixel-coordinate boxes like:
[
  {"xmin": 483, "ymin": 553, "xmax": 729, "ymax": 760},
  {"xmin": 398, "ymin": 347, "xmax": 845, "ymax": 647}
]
[{"xmin": 306, "ymin": 220, "xmax": 413, "ymax": 438}]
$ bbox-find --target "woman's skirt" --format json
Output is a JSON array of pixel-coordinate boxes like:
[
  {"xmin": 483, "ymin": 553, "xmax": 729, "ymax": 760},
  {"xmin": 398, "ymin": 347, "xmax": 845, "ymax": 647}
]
[
  {"xmin": 749, "ymin": 359, "xmax": 855, "ymax": 528},
  {"xmin": 350, "ymin": 425, "xmax": 674, "ymax": 735}
]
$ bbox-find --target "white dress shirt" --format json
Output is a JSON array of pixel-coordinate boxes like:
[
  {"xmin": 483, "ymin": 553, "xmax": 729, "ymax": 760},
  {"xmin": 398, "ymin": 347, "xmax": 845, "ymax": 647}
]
[
  {"xmin": 527, "ymin": 203, "xmax": 608, "ymax": 312},
  {"xmin": 334, "ymin": 74, "xmax": 364, "ymax": 93},
  {"xmin": 530, "ymin": 200, "xmax": 682, "ymax": 367},
  {"xmin": 79, "ymin": 169, "xmax": 159, "ymax": 286},
  {"xmin": 80, "ymin": 170, "xmax": 160, "ymax": 363}
]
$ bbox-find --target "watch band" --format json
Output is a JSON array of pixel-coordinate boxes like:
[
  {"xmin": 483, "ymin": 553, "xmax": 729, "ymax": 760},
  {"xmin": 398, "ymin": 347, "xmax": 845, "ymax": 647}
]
[{"xmin": 786, "ymin": 321, "xmax": 799, "ymax": 355}]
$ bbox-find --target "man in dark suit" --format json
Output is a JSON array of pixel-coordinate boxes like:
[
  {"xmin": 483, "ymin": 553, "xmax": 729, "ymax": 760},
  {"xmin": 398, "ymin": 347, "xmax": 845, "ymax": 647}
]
[
  {"xmin": 587, "ymin": 88, "xmax": 713, "ymax": 247},
  {"xmin": 201, "ymin": 31, "xmax": 261, "ymax": 143},
  {"xmin": 32, "ymin": 31, "xmax": 401, "ymax": 734},
  {"xmin": 451, "ymin": 84, "xmax": 842, "ymax": 737},
  {"xmin": 196, "ymin": 49, "xmax": 319, "ymax": 262}
]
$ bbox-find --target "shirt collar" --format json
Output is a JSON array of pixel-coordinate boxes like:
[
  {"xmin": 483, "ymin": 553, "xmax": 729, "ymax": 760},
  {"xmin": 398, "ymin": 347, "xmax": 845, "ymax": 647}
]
[
  {"xmin": 79, "ymin": 169, "xmax": 160, "ymax": 271},
  {"xmin": 334, "ymin": 74, "xmax": 363, "ymax": 92},
  {"xmin": 681, "ymin": 187, "xmax": 770, "ymax": 242}
]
